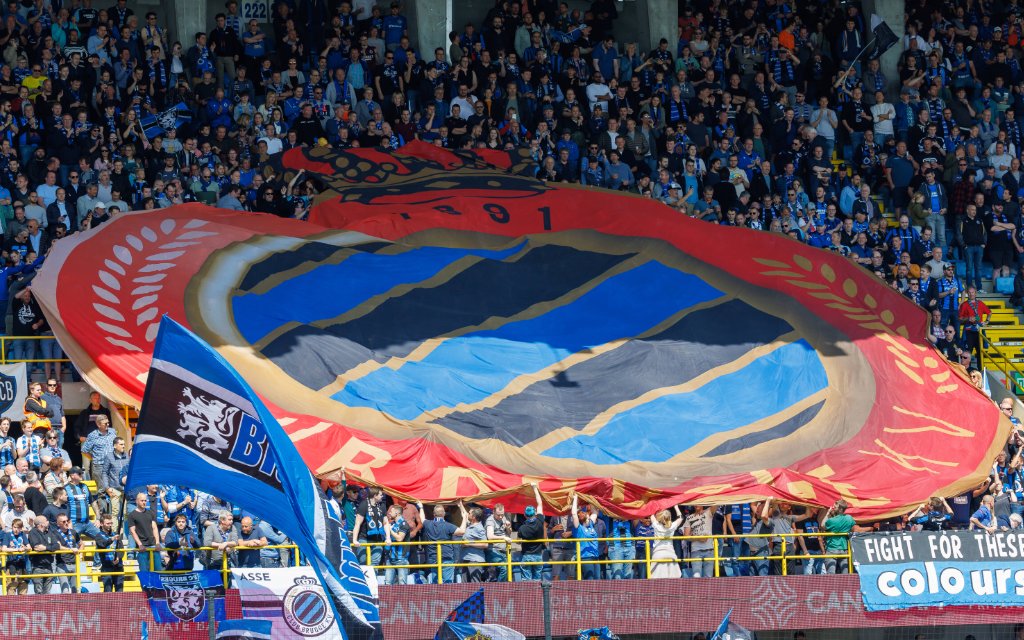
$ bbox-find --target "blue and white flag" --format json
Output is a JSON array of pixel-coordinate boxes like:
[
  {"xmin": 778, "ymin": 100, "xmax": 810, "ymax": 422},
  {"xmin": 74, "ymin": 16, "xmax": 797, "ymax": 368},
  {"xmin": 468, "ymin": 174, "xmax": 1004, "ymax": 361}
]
[
  {"xmin": 138, "ymin": 570, "xmax": 226, "ymax": 624},
  {"xmin": 435, "ymin": 587, "xmax": 485, "ymax": 640},
  {"xmin": 711, "ymin": 609, "xmax": 754, "ymax": 640},
  {"xmin": 141, "ymin": 102, "xmax": 193, "ymax": 138},
  {"xmin": 216, "ymin": 619, "xmax": 273, "ymax": 639},
  {"xmin": 437, "ymin": 622, "xmax": 525, "ymax": 640},
  {"xmin": 578, "ymin": 627, "xmax": 619, "ymax": 640},
  {"xmin": 234, "ymin": 567, "xmax": 366, "ymax": 639},
  {"xmin": 125, "ymin": 316, "xmax": 380, "ymax": 639}
]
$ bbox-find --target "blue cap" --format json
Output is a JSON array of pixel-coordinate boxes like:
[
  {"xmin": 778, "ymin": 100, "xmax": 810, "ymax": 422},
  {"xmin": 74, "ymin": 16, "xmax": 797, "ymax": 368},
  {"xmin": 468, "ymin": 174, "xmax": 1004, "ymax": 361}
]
[{"xmin": 525, "ymin": 506, "xmax": 536, "ymax": 516}]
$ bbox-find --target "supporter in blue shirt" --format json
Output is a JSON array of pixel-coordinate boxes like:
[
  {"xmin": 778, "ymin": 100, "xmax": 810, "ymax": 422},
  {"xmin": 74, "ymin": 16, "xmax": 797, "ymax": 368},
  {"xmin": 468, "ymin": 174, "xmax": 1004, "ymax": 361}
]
[
  {"xmin": 382, "ymin": 3, "xmax": 408, "ymax": 50},
  {"xmin": 64, "ymin": 466, "xmax": 102, "ymax": 538},
  {"xmin": 236, "ymin": 516, "xmax": 267, "ymax": 568},
  {"xmin": 206, "ymin": 88, "xmax": 233, "ymax": 129},
  {"xmin": 970, "ymin": 495, "xmax": 997, "ymax": 533},
  {"xmin": 571, "ymin": 493, "xmax": 600, "ymax": 580},
  {"xmin": 383, "ymin": 504, "xmax": 411, "ymax": 585}
]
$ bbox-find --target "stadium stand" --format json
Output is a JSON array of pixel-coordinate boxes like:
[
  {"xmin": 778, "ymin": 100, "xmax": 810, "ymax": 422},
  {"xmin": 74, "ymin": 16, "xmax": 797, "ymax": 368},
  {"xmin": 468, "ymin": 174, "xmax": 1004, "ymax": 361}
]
[{"xmin": 0, "ymin": 4, "xmax": 1023, "ymax": 632}]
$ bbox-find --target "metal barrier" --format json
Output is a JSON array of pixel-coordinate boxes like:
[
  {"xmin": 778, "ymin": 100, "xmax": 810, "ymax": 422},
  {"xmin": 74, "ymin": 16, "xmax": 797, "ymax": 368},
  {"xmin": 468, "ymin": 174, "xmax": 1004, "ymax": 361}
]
[
  {"xmin": 0, "ymin": 334, "xmax": 72, "ymax": 364},
  {"xmin": 352, "ymin": 532, "xmax": 856, "ymax": 584},
  {"xmin": 0, "ymin": 543, "xmax": 301, "ymax": 594},
  {"xmin": 0, "ymin": 532, "xmax": 855, "ymax": 592},
  {"xmin": 979, "ymin": 328, "xmax": 1024, "ymax": 393}
]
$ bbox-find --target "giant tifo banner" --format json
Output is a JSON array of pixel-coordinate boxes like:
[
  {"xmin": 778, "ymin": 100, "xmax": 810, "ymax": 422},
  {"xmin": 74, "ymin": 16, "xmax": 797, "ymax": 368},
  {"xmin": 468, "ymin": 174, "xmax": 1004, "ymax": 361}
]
[
  {"xmin": 2, "ymin": 578, "xmax": 1024, "ymax": 639},
  {"xmin": 851, "ymin": 530, "xmax": 1024, "ymax": 611},
  {"xmin": 32, "ymin": 142, "xmax": 1011, "ymax": 518}
]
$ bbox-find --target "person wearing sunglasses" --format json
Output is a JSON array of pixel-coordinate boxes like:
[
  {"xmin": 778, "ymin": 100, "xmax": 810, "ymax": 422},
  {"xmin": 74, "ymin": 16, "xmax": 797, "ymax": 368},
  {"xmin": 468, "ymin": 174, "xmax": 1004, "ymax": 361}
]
[
  {"xmin": 935, "ymin": 324, "xmax": 966, "ymax": 362},
  {"xmin": 40, "ymin": 380, "xmax": 65, "ymax": 449},
  {"xmin": 23, "ymin": 382, "xmax": 53, "ymax": 438},
  {"xmin": 38, "ymin": 431, "xmax": 70, "ymax": 472}
]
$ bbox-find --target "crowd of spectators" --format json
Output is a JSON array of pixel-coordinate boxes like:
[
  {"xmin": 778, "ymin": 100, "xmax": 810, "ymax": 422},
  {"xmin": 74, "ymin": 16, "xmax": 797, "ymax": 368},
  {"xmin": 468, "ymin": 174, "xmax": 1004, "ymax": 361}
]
[
  {"xmin": 0, "ymin": 389, "xmax": 1019, "ymax": 592},
  {"xmin": 0, "ymin": 0, "xmax": 1022, "ymax": 367},
  {"xmin": 0, "ymin": 387, "xmax": 295, "ymax": 593},
  {"xmin": 0, "ymin": 0, "xmax": 1024, "ymax": 339},
  {"xmin": 333, "ymin": 394, "xmax": 1023, "ymax": 586},
  {"xmin": 0, "ymin": 0, "xmax": 1023, "ymax": 592}
]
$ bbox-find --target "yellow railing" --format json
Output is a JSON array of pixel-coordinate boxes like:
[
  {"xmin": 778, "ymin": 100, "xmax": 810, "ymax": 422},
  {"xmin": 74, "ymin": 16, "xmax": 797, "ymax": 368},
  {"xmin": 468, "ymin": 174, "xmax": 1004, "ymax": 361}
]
[
  {"xmin": 352, "ymin": 532, "xmax": 855, "ymax": 584},
  {"xmin": 0, "ymin": 543, "xmax": 301, "ymax": 594},
  {"xmin": 0, "ymin": 335, "xmax": 72, "ymax": 364},
  {"xmin": 0, "ymin": 533, "xmax": 855, "ymax": 592},
  {"xmin": 979, "ymin": 328, "xmax": 1024, "ymax": 393}
]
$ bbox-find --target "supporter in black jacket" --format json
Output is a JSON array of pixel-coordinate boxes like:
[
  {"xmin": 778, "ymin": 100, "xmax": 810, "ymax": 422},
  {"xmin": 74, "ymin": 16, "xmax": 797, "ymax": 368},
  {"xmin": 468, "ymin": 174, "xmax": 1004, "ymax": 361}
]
[{"xmin": 27, "ymin": 515, "xmax": 60, "ymax": 594}]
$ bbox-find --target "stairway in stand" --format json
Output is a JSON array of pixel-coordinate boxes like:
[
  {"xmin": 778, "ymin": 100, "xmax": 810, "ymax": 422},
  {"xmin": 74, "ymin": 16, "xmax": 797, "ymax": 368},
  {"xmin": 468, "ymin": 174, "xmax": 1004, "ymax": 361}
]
[{"xmin": 976, "ymin": 289, "xmax": 1024, "ymax": 397}]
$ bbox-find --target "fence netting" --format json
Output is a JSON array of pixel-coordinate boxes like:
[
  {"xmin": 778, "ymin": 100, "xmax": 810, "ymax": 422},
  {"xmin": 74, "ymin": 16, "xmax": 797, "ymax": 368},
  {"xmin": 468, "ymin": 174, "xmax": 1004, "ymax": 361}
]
[{"xmin": 2, "ymin": 579, "xmax": 1022, "ymax": 639}]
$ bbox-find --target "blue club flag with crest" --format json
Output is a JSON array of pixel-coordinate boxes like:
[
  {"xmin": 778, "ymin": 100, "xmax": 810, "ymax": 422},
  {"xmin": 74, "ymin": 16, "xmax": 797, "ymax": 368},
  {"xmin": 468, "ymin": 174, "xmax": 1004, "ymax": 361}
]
[
  {"xmin": 125, "ymin": 316, "xmax": 380, "ymax": 639},
  {"xmin": 434, "ymin": 588, "xmax": 485, "ymax": 640},
  {"xmin": 137, "ymin": 570, "xmax": 225, "ymax": 624},
  {"xmin": 141, "ymin": 102, "xmax": 193, "ymax": 138},
  {"xmin": 216, "ymin": 619, "xmax": 274, "ymax": 639},
  {"xmin": 711, "ymin": 609, "xmax": 754, "ymax": 640},
  {"xmin": 577, "ymin": 627, "xmax": 619, "ymax": 640}
]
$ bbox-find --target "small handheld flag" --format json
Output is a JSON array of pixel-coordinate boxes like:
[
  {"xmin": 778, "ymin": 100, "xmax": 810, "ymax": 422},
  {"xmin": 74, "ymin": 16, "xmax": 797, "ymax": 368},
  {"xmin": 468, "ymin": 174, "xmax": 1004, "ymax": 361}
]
[
  {"xmin": 872, "ymin": 22, "xmax": 899, "ymax": 57},
  {"xmin": 711, "ymin": 609, "xmax": 754, "ymax": 640},
  {"xmin": 141, "ymin": 102, "xmax": 193, "ymax": 138}
]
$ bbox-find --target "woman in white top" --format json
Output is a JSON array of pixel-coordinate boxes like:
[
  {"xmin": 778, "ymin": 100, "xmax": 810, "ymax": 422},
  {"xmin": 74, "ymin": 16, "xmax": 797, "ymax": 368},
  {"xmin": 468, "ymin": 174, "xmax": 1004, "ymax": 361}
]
[
  {"xmin": 688, "ymin": 29, "xmax": 710, "ymax": 56},
  {"xmin": 650, "ymin": 505, "xmax": 684, "ymax": 579}
]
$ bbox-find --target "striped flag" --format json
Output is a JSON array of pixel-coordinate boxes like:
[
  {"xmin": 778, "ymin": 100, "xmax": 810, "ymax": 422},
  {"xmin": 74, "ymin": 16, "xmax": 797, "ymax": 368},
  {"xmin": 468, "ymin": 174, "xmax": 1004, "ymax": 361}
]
[
  {"xmin": 437, "ymin": 622, "xmax": 525, "ymax": 640},
  {"xmin": 216, "ymin": 619, "xmax": 273, "ymax": 639}
]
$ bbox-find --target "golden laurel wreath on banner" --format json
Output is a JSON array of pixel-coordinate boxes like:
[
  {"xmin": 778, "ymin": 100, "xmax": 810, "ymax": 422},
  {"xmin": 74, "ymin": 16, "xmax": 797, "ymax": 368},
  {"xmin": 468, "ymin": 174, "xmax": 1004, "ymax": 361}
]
[
  {"xmin": 753, "ymin": 253, "xmax": 960, "ymax": 395},
  {"xmin": 750, "ymin": 252, "xmax": 973, "ymax": 498}
]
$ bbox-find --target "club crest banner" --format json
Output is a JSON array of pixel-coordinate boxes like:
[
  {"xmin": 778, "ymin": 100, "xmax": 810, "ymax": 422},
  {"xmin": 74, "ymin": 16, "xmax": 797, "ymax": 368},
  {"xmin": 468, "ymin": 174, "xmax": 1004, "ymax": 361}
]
[
  {"xmin": 233, "ymin": 567, "xmax": 351, "ymax": 639},
  {"xmin": 34, "ymin": 142, "xmax": 1013, "ymax": 519},
  {"xmin": 0, "ymin": 363, "xmax": 27, "ymax": 421},
  {"xmin": 137, "ymin": 570, "xmax": 225, "ymax": 623},
  {"xmin": 851, "ymin": 530, "xmax": 1024, "ymax": 610}
]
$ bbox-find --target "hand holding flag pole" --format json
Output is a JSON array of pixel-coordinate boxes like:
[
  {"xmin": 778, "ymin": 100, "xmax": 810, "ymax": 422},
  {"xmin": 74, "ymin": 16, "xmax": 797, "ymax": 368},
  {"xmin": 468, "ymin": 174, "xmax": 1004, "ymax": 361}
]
[{"xmin": 833, "ymin": 21, "xmax": 899, "ymax": 89}]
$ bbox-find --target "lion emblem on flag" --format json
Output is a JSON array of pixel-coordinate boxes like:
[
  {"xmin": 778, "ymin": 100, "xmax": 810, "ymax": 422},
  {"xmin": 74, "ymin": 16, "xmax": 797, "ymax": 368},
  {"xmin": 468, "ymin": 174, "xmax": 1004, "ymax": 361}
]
[
  {"xmin": 165, "ymin": 575, "xmax": 206, "ymax": 621},
  {"xmin": 176, "ymin": 386, "xmax": 238, "ymax": 454}
]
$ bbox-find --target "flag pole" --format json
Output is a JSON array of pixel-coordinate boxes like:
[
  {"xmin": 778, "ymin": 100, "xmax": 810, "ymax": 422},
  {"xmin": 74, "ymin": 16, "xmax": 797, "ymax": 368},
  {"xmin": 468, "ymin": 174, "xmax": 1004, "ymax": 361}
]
[
  {"xmin": 710, "ymin": 608, "xmax": 734, "ymax": 640},
  {"xmin": 832, "ymin": 36, "xmax": 879, "ymax": 89},
  {"xmin": 114, "ymin": 481, "xmax": 129, "ymax": 578},
  {"xmin": 541, "ymin": 580, "xmax": 552, "ymax": 640},
  {"xmin": 207, "ymin": 589, "xmax": 217, "ymax": 640}
]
